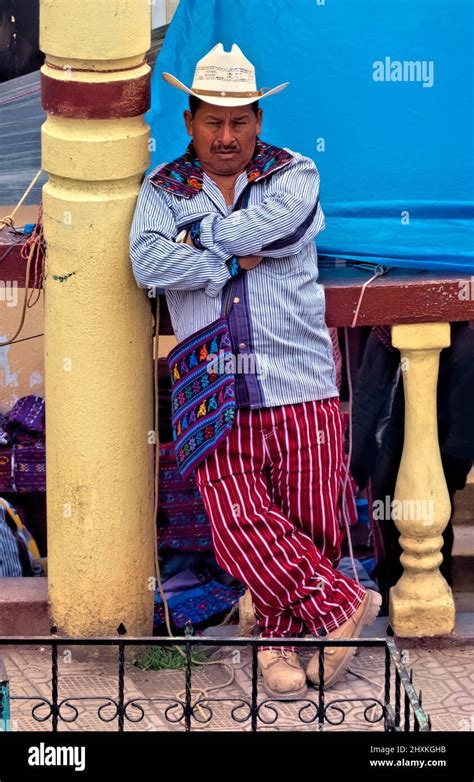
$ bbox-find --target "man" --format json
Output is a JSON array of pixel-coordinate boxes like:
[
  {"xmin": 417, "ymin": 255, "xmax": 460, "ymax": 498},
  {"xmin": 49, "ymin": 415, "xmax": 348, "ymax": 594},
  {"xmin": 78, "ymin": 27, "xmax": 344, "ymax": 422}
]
[{"xmin": 130, "ymin": 43, "xmax": 381, "ymax": 699}]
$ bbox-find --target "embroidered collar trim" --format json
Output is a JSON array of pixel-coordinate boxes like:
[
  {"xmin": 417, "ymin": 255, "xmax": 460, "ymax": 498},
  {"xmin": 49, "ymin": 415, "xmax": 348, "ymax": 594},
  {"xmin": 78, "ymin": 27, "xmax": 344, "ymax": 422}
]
[{"xmin": 149, "ymin": 138, "xmax": 294, "ymax": 199}]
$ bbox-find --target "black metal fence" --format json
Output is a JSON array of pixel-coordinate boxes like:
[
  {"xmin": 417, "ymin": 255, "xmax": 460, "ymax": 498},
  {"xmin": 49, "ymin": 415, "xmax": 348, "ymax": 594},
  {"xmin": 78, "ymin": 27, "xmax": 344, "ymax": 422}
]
[{"xmin": 0, "ymin": 626, "xmax": 431, "ymax": 732}]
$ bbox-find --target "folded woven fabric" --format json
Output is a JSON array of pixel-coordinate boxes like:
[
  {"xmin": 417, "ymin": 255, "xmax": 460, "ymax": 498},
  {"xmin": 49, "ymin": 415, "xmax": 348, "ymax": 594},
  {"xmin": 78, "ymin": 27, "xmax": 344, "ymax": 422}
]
[
  {"xmin": 0, "ymin": 447, "xmax": 12, "ymax": 493},
  {"xmin": 160, "ymin": 567, "xmax": 203, "ymax": 601},
  {"xmin": 157, "ymin": 441, "xmax": 212, "ymax": 551},
  {"xmin": 4, "ymin": 395, "xmax": 45, "ymax": 436},
  {"xmin": 157, "ymin": 512, "xmax": 212, "ymax": 551},
  {"xmin": 12, "ymin": 432, "xmax": 46, "ymax": 492},
  {"xmin": 0, "ymin": 396, "xmax": 46, "ymax": 493},
  {"xmin": 153, "ymin": 578, "xmax": 244, "ymax": 632}
]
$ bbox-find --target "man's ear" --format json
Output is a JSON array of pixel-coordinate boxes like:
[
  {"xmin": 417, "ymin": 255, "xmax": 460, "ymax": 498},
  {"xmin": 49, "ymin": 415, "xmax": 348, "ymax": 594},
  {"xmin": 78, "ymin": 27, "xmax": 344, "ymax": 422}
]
[
  {"xmin": 256, "ymin": 108, "xmax": 263, "ymax": 135},
  {"xmin": 184, "ymin": 110, "xmax": 193, "ymax": 137}
]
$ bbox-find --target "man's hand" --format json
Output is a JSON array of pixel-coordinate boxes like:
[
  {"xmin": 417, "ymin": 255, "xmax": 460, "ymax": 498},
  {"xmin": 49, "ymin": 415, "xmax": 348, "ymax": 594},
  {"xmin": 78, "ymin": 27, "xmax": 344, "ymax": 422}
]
[
  {"xmin": 185, "ymin": 228, "xmax": 262, "ymax": 271},
  {"xmin": 238, "ymin": 255, "xmax": 263, "ymax": 270}
]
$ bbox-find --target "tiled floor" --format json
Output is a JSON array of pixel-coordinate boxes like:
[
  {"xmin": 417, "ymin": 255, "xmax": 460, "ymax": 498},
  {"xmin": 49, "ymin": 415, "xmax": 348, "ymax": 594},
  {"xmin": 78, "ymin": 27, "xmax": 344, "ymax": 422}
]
[{"xmin": 1, "ymin": 633, "xmax": 473, "ymax": 732}]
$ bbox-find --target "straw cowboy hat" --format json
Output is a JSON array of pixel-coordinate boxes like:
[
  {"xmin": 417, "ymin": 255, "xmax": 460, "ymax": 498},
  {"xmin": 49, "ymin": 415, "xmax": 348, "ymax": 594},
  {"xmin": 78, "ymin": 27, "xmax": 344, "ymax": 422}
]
[{"xmin": 162, "ymin": 42, "xmax": 289, "ymax": 107}]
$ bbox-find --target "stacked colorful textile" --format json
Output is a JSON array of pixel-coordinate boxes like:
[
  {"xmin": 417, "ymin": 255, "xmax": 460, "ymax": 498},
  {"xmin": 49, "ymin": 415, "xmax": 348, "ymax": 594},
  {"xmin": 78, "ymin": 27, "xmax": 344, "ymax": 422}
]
[
  {"xmin": 0, "ymin": 396, "xmax": 45, "ymax": 493},
  {"xmin": 154, "ymin": 577, "xmax": 244, "ymax": 632},
  {"xmin": 157, "ymin": 441, "xmax": 212, "ymax": 551},
  {"xmin": 155, "ymin": 441, "xmax": 244, "ymax": 633}
]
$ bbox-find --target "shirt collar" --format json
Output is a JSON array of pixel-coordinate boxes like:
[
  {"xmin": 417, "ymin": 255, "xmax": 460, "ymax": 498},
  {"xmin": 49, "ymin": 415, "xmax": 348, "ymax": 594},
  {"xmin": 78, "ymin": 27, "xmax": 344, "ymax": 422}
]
[{"xmin": 149, "ymin": 137, "xmax": 294, "ymax": 199}]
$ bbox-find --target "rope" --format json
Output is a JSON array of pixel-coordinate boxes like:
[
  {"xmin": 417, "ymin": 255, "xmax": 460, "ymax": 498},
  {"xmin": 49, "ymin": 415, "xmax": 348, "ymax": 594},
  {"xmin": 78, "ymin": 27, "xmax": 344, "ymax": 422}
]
[
  {"xmin": 0, "ymin": 169, "xmax": 43, "ymax": 231},
  {"xmin": 22, "ymin": 204, "xmax": 45, "ymax": 306},
  {"xmin": 341, "ymin": 326, "xmax": 359, "ymax": 584},
  {"xmin": 0, "ymin": 206, "xmax": 44, "ymax": 348},
  {"xmin": 351, "ymin": 264, "xmax": 388, "ymax": 329},
  {"xmin": 341, "ymin": 264, "xmax": 390, "ymax": 581},
  {"xmin": 0, "ymin": 169, "xmax": 45, "ymax": 346},
  {"xmin": 152, "ymin": 297, "xmax": 236, "ymax": 725},
  {"xmin": 346, "ymin": 663, "xmax": 388, "ymax": 718},
  {"xmin": 0, "ymin": 168, "xmax": 43, "ymax": 348},
  {"xmin": 0, "ymin": 333, "xmax": 43, "ymax": 346}
]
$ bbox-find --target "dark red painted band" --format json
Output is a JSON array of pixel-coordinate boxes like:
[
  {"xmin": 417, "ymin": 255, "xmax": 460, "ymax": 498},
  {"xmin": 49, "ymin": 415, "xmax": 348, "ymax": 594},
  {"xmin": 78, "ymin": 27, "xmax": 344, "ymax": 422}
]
[{"xmin": 41, "ymin": 71, "xmax": 150, "ymax": 118}]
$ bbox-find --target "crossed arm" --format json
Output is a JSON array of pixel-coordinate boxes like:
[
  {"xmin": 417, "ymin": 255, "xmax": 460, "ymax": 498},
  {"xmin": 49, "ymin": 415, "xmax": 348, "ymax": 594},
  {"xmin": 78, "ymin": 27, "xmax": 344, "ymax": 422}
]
[
  {"xmin": 130, "ymin": 155, "xmax": 324, "ymax": 296},
  {"xmin": 195, "ymin": 156, "xmax": 325, "ymax": 259},
  {"xmin": 130, "ymin": 178, "xmax": 232, "ymax": 297}
]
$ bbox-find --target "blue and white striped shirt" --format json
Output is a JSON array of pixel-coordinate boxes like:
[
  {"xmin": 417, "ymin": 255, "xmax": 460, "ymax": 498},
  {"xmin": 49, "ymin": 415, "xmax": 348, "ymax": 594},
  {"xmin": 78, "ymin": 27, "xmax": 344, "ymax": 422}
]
[{"xmin": 130, "ymin": 138, "xmax": 338, "ymax": 408}]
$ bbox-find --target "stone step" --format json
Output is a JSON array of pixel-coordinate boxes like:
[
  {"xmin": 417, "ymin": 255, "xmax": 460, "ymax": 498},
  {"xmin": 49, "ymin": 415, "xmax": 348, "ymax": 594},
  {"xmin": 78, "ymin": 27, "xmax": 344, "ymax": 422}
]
[
  {"xmin": 394, "ymin": 611, "xmax": 474, "ymax": 647},
  {"xmin": 0, "ymin": 577, "xmax": 49, "ymax": 636},
  {"xmin": 453, "ymin": 591, "xmax": 474, "ymax": 614},
  {"xmin": 452, "ymin": 524, "xmax": 474, "ymax": 592},
  {"xmin": 452, "ymin": 466, "xmax": 474, "ymax": 525}
]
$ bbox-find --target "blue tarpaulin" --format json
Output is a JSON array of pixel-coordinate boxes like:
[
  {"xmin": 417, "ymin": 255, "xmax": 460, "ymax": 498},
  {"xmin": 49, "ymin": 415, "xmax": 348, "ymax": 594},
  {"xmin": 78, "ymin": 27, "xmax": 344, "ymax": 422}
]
[{"xmin": 148, "ymin": 0, "xmax": 474, "ymax": 272}]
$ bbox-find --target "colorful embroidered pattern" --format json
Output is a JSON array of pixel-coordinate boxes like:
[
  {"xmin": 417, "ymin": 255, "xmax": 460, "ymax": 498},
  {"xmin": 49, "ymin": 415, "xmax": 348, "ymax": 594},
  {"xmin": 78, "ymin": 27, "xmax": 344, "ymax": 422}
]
[
  {"xmin": 167, "ymin": 318, "xmax": 236, "ymax": 479},
  {"xmin": 154, "ymin": 578, "xmax": 245, "ymax": 632},
  {"xmin": 0, "ymin": 396, "xmax": 45, "ymax": 493},
  {"xmin": 150, "ymin": 138, "xmax": 294, "ymax": 199},
  {"xmin": 157, "ymin": 441, "xmax": 212, "ymax": 551}
]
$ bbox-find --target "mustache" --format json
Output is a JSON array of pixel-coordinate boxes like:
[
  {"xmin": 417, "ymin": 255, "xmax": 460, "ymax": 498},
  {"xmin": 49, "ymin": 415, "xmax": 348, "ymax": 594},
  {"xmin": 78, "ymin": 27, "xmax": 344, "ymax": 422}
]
[{"xmin": 213, "ymin": 146, "xmax": 240, "ymax": 153}]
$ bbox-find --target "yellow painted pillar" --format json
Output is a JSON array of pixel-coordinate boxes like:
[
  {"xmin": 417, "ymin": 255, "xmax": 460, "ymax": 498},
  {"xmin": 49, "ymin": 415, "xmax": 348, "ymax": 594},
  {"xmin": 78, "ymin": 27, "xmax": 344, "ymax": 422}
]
[
  {"xmin": 40, "ymin": 0, "xmax": 155, "ymax": 635},
  {"xmin": 389, "ymin": 323, "xmax": 455, "ymax": 637}
]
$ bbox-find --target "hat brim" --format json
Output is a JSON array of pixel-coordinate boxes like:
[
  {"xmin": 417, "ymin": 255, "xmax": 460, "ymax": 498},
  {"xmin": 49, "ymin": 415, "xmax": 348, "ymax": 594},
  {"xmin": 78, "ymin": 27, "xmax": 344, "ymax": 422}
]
[{"xmin": 162, "ymin": 72, "xmax": 289, "ymax": 106}]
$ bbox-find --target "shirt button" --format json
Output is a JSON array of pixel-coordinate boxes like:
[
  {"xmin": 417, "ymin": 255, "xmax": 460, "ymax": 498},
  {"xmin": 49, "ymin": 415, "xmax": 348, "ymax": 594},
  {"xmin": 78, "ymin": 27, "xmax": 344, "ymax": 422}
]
[
  {"xmin": 233, "ymin": 296, "xmax": 240, "ymax": 304},
  {"xmin": 239, "ymin": 342, "xmax": 246, "ymax": 350}
]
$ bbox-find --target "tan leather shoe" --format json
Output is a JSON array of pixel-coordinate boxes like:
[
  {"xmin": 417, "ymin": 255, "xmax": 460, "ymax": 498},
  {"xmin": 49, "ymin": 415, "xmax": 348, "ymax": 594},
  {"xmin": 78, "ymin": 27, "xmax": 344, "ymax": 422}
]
[
  {"xmin": 306, "ymin": 589, "xmax": 382, "ymax": 688},
  {"xmin": 258, "ymin": 649, "xmax": 308, "ymax": 700}
]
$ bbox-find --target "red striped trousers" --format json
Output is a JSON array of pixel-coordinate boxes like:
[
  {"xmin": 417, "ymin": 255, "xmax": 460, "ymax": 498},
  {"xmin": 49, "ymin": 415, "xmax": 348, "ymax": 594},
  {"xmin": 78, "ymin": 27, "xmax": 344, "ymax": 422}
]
[{"xmin": 195, "ymin": 397, "xmax": 366, "ymax": 643}]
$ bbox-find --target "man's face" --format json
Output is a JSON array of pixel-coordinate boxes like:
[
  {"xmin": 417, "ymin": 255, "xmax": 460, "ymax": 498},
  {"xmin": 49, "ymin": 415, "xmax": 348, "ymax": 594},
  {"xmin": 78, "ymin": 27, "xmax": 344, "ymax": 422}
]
[{"xmin": 184, "ymin": 102, "xmax": 263, "ymax": 177}]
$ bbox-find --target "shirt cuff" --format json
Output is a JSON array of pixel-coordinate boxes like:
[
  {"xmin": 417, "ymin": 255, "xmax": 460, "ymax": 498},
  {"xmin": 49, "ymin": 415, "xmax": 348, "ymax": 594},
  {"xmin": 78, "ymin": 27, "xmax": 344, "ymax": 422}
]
[
  {"xmin": 203, "ymin": 250, "xmax": 233, "ymax": 297},
  {"xmin": 199, "ymin": 213, "xmax": 230, "ymax": 260}
]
